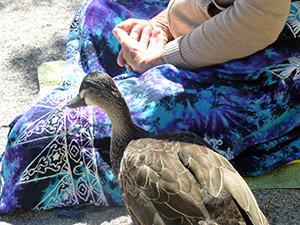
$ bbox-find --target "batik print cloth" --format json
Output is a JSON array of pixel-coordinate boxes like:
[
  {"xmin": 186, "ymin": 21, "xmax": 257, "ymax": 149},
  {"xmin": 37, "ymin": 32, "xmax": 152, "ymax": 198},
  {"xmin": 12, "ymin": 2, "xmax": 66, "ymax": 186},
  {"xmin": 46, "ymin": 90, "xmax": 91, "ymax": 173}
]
[{"xmin": 0, "ymin": 0, "xmax": 299, "ymax": 215}]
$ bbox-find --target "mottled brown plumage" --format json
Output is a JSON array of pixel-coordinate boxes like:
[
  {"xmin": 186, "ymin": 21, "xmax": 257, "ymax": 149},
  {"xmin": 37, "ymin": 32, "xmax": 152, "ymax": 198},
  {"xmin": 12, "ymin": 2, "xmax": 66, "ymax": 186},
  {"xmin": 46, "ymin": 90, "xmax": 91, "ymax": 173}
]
[{"xmin": 66, "ymin": 71, "xmax": 269, "ymax": 225}]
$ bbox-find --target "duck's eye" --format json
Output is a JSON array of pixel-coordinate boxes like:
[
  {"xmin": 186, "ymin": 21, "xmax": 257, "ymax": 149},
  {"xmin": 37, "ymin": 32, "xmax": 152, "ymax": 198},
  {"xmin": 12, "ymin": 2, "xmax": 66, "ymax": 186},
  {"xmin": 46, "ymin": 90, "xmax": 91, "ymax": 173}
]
[{"xmin": 82, "ymin": 82, "xmax": 88, "ymax": 89}]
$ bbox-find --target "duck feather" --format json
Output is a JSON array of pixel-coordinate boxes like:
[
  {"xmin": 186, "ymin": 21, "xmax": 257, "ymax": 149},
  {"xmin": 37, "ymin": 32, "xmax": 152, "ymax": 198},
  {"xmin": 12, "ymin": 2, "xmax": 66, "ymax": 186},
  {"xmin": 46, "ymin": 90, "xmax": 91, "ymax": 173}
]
[{"xmin": 120, "ymin": 132, "xmax": 268, "ymax": 225}]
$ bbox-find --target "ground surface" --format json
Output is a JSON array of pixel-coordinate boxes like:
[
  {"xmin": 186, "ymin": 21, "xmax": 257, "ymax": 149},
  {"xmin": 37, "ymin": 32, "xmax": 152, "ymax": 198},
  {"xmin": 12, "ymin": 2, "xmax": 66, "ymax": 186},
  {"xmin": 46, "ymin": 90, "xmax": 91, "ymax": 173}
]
[{"xmin": 0, "ymin": 0, "xmax": 299, "ymax": 224}]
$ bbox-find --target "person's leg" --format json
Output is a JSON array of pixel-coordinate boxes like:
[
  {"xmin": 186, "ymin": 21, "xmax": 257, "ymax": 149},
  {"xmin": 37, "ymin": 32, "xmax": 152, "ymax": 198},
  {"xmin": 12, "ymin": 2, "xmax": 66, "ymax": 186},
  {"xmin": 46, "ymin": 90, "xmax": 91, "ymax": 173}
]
[
  {"xmin": 0, "ymin": 0, "xmax": 169, "ymax": 215},
  {"xmin": 231, "ymin": 67, "xmax": 300, "ymax": 176}
]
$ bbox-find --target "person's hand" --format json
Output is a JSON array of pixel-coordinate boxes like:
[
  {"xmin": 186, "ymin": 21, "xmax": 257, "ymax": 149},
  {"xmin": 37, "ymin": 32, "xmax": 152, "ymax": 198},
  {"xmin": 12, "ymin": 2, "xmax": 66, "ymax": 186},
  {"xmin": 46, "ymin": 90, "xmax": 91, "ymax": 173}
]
[
  {"xmin": 115, "ymin": 19, "xmax": 151, "ymax": 72},
  {"xmin": 114, "ymin": 18, "xmax": 168, "ymax": 72},
  {"xmin": 113, "ymin": 25, "xmax": 166, "ymax": 74}
]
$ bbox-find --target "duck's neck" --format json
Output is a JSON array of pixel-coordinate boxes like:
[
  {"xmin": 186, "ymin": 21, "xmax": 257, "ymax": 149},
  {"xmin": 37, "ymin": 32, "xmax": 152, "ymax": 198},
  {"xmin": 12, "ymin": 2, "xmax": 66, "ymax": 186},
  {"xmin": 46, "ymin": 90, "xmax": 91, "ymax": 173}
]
[{"xmin": 105, "ymin": 104, "xmax": 136, "ymax": 177}]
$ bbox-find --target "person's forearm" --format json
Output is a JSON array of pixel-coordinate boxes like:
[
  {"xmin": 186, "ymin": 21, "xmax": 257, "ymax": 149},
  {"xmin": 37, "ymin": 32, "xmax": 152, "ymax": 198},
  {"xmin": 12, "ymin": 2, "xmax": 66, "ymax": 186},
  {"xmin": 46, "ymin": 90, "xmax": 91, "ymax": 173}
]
[{"xmin": 164, "ymin": 0, "xmax": 291, "ymax": 70}]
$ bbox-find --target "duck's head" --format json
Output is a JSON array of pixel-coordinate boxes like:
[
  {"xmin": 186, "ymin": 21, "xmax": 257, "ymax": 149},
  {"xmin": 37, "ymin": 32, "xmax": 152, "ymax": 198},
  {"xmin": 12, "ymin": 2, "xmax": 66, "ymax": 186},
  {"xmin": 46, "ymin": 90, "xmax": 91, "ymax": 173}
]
[{"xmin": 66, "ymin": 72, "xmax": 127, "ymax": 113}]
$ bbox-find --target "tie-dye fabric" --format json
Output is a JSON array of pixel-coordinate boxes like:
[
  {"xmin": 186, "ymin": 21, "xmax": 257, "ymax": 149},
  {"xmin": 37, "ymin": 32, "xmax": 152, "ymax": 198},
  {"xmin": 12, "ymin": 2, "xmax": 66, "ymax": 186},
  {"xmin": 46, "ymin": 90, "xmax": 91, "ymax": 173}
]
[{"xmin": 0, "ymin": 0, "xmax": 299, "ymax": 215}]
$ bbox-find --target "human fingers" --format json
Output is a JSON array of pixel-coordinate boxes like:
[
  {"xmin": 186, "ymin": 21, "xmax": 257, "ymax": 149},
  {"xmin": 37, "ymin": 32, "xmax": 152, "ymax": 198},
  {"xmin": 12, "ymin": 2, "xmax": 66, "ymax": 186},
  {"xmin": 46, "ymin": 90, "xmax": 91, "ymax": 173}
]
[
  {"xmin": 129, "ymin": 24, "xmax": 142, "ymax": 41},
  {"xmin": 113, "ymin": 27, "xmax": 131, "ymax": 45},
  {"xmin": 115, "ymin": 18, "xmax": 149, "ymax": 33},
  {"xmin": 113, "ymin": 27, "xmax": 139, "ymax": 71},
  {"xmin": 117, "ymin": 49, "xmax": 126, "ymax": 67},
  {"xmin": 116, "ymin": 49, "xmax": 134, "ymax": 71},
  {"xmin": 139, "ymin": 26, "xmax": 152, "ymax": 49},
  {"xmin": 152, "ymin": 27, "xmax": 167, "ymax": 43},
  {"xmin": 148, "ymin": 29, "xmax": 165, "ymax": 50},
  {"xmin": 116, "ymin": 47, "xmax": 135, "ymax": 72},
  {"xmin": 115, "ymin": 23, "xmax": 142, "ymax": 67},
  {"xmin": 115, "ymin": 19, "xmax": 138, "ymax": 32},
  {"xmin": 156, "ymin": 33, "xmax": 165, "ymax": 49},
  {"xmin": 148, "ymin": 36, "xmax": 157, "ymax": 50}
]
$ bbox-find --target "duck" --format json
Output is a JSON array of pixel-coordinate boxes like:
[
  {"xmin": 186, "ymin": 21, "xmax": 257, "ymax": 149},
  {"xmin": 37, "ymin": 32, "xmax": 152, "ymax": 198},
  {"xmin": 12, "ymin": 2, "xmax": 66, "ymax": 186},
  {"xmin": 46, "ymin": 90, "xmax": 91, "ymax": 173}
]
[{"xmin": 66, "ymin": 71, "xmax": 269, "ymax": 225}]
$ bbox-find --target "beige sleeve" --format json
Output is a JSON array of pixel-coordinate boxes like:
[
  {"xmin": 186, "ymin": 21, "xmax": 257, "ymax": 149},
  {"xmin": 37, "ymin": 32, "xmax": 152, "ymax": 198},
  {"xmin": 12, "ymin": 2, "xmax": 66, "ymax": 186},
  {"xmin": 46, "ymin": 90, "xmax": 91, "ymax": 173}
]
[{"xmin": 164, "ymin": 0, "xmax": 291, "ymax": 70}]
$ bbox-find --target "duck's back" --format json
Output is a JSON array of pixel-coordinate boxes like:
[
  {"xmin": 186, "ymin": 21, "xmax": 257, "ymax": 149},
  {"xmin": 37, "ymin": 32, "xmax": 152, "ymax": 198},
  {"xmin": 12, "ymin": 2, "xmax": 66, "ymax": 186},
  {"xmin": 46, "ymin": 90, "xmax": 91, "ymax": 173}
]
[{"xmin": 119, "ymin": 132, "xmax": 268, "ymax": 225}]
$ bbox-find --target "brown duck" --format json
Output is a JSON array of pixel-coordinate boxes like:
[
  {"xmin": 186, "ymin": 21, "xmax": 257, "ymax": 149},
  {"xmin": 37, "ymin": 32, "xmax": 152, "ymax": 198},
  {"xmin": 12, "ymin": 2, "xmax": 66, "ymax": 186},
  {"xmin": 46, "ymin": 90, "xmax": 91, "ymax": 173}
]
[{"xmin": 66, "ymin": 71, "xmax": 268, "ymax": 225}]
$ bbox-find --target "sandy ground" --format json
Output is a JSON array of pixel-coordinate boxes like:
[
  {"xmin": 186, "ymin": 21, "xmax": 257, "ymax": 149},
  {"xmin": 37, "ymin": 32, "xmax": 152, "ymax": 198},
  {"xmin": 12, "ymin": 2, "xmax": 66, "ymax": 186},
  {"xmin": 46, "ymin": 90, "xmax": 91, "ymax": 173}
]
[{"xmin": 0, "ymin": 0, "xmax": 300, "ymax": 224}]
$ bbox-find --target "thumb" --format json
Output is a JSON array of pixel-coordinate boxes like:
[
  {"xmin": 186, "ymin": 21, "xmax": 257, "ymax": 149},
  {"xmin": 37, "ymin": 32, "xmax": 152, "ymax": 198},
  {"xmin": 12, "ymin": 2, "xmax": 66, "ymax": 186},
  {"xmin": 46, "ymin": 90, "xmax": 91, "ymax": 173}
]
[{"xmin": 117, "ymin": 49, "xmax": 127, "ymax": 67}]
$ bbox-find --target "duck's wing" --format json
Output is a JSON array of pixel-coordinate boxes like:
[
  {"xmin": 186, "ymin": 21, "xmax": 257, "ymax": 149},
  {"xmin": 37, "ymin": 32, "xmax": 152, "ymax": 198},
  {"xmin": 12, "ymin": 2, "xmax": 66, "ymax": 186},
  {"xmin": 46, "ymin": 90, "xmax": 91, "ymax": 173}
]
[
  {"xmin": 121, "ymin": 138, "xmax": 216, "ymax": 225},
  {"xmin": 122, "ymin": 136, "xmax": 258, "ymax": 224},
  {"xmin": 121, "ymin": 133, "xmax": 268, "ymax": 225},
  {"xmin": 173, "ymin": 133, "xmax": 269, "ymax": 225}
]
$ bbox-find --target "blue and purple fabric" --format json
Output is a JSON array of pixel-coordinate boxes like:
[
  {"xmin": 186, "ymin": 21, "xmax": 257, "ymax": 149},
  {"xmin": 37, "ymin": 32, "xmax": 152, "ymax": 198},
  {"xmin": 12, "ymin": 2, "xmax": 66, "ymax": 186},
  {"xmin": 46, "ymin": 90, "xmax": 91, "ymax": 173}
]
[{"xmin": 0, "ymin": 0, "xmax": 299, "ymax": 215}]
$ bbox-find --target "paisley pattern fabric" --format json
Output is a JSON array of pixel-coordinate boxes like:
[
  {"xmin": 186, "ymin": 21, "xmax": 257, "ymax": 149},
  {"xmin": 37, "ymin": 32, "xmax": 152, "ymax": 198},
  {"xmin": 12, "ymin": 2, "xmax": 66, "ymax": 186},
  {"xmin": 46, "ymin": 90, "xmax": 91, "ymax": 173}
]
[{"xmin": 0, "ymin": 0, "xmax": 299, "ymax": 215}]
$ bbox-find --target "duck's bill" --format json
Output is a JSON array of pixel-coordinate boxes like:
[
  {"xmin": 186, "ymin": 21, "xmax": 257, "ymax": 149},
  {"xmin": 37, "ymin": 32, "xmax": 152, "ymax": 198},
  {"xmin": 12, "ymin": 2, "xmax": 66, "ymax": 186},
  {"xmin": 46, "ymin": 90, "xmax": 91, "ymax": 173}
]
[{"xmin": 66, "ymin": 95, "xmax": 87, "ymax": 108}]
